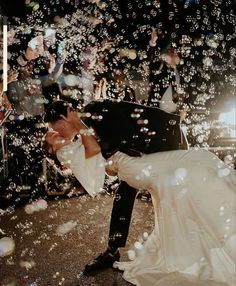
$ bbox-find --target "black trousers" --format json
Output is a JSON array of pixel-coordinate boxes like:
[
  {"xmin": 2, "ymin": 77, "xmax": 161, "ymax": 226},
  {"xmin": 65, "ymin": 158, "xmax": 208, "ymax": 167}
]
[{"xmin": 108, "ymin": 181, "xmax": 137, "ymax": 248}]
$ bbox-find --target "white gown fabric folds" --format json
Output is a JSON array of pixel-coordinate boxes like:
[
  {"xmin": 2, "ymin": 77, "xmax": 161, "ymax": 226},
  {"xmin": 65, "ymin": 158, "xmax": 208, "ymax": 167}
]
[
  {"xmin": 57, "ymin": 140, "xmax": 235, "ymax": 286},
  {"xmin": 109, "ymin": 150, "xmax": 236, "ymax": 286}
]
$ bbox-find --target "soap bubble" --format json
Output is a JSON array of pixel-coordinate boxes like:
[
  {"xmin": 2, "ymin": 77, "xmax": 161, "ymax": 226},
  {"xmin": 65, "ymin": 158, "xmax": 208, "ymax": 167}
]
[{"xmin": 0, "ymin": 237, "xmax": 15, "ymax": 257}]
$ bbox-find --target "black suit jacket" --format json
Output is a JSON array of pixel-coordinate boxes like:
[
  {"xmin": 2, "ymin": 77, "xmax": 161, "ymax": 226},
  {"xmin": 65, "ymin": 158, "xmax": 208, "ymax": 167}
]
[{"xmin": 83, "ymin": 100, "xmax": 186, "ymax": 158}]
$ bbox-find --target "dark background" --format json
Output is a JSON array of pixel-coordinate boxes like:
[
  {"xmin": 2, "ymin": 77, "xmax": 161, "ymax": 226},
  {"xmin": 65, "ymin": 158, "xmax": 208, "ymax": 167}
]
[{"xmin": 1, "ymin": 0, "xmax": 235, "ymax": 113}]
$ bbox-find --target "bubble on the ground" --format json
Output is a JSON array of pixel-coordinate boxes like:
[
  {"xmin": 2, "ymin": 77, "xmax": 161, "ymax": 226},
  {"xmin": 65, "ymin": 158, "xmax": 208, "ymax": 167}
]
[
  {"xmin": 134, "ymin": 241, "xmax": 144, "ymax": 256},
  {"xmin": 25, "ymin": 199, "xmax": 48, "ymax": 214},
  {"xmin": 56, "ymin": 220, "xmax": 77, "ymax": 236},
  {"xmin": 134, "ymin": 241, "xmax": 142, "ymax": 249},
  {"xmin": 127, "ymin": 249, "xmax": 136, "ymax": 260},
  {"xmin": 143, "ymin": 232, "xmax": 149, "ymax": 240},
  {"xmin": 53, "ymin": 271, "xmax": 60, "ymax": 279},
  {"xmin": 0, "ymin": 237, "xmax": 15, "ymax": 257},
  {"xmin": 19, "ymin": 260, "xmax": 36, "ymax": 270}
]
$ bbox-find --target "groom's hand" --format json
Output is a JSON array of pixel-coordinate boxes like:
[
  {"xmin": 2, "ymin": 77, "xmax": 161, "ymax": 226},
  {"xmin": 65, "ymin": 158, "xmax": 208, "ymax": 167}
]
[{"xmin": 60, "ymin": 109, "xmax": 84, "ymax": 130}]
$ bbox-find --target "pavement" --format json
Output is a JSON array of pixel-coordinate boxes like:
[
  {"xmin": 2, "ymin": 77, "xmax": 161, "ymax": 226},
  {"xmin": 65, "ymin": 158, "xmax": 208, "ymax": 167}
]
[{"xmin": 0, "ymin": 193, "xmax": 154, "ymax": 286}]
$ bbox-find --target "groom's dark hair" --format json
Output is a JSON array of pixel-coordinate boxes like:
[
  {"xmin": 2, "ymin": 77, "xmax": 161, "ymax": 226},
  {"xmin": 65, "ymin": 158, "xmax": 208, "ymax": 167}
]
[{"xmin": 44, "ymin": 100, "xmax": 72, "ymax": 123}]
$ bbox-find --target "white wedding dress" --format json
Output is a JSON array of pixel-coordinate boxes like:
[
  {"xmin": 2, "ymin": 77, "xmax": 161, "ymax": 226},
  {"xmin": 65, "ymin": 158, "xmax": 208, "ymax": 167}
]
[
  {"xmin": 56, "ymin": 138, "xmax": 106, "ymax": 198},
  {"xmin": 57, "ymin": 140, "xmax": 236, "ymax": 286}
]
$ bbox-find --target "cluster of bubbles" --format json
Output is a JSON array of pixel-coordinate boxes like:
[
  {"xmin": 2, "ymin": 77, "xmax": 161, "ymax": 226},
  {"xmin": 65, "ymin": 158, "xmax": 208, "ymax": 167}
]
[
  {"xmin": 5, "ymin": 0, "xmax": 235, "ymax": 150},
  {"xmin": 126, "ymin": 232, "xmax": 149, "ymax": 261},
  {"xmin": 0, "ymin": 1, "xmax": 235, "ymax": 282}
]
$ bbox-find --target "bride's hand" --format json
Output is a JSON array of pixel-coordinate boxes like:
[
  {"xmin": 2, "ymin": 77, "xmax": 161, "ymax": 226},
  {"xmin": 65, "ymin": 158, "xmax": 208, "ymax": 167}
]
[{"xmin": 105, "ymin": 167, "xmax": 117, "ymax": 176}]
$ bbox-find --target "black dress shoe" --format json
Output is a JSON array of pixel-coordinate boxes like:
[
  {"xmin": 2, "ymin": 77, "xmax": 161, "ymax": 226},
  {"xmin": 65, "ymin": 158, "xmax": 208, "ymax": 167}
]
[{"xmin": 83, "ymin": 250, "xmax": 120, "ymax": 274}]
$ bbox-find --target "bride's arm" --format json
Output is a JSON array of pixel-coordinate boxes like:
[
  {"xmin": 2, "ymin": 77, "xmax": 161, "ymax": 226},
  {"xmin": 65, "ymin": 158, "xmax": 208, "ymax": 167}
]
[
  {"xmin": 78, "ymin": 125, "xmax": 101, "ymax": 159},
  {"xmin": 56, "ymin": 140, "xmax": 105, "ymax": 198},
  {"xmin": 61, "ymin": 110, "xmax": 101, "ymax": 159}
]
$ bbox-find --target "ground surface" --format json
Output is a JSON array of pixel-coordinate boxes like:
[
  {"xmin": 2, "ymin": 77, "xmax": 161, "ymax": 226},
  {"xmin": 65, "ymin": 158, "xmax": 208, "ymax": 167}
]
[{"xmin": 0, "ymin": 194, "xmax": 154, "ymax": 286}]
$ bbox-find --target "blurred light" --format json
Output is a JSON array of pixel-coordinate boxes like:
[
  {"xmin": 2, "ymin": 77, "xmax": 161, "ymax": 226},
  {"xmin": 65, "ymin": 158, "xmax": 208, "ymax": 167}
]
[
  {"xmin": 219, "ymin": 109, "xmax": 236, "ymax": 126},
  {"xmin": 229, "ymin": 129, "xmax": 236, "ymax": 138},
  {"xmin": 219, "ymin": 109, "xmax": 236, "ymax": 137}
]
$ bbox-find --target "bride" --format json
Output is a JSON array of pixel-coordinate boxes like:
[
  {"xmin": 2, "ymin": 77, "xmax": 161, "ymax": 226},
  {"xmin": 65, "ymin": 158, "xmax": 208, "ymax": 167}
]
[{"xmin": 44, "ymin": 127, "xmax": 236, "ymax": 286}]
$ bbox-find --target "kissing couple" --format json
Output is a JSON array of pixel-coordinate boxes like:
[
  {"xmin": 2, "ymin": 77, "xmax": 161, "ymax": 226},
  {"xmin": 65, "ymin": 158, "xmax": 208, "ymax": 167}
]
[{"xmin": 43, "ymin": 100, "xmax": 235, "ymax": 286}]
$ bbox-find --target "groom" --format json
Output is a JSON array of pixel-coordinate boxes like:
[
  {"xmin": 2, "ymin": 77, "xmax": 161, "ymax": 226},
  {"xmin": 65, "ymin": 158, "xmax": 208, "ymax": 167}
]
[{"xmin": 44, "ymin": 99, "xmax": 188, "ymax": 274}]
